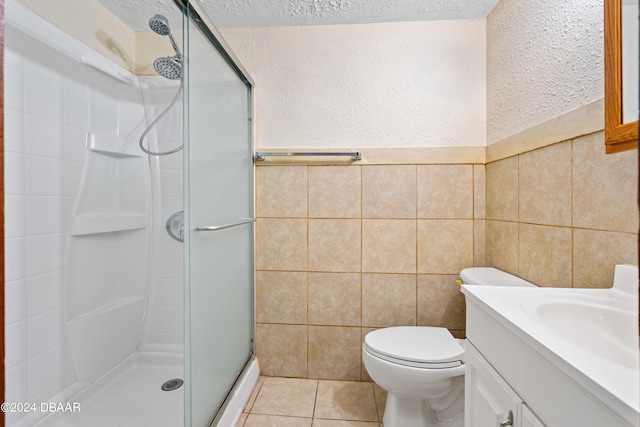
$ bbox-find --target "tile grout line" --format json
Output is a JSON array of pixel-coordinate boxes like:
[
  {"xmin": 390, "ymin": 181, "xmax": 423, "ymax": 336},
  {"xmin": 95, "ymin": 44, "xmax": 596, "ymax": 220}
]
[
  {"xmin": 570, "ymin": 138, "xmax": 575, "ymax": 288},
  {"xmin": 472, "ymin": 164, "xmax": 476, "ymax": 268},
  {"xmin": 311, "ymin": 379, "xmax": 319, "ymax": 423},
  {"xmin": 516, "ymin": 154, "xmax": 520, "ymax": 276},
  {"xmin": 415, "ymin": 164, "xmax": 419, "ymax": 325},
  {"xmin": 360, "ymin": 164, "xmax": 364, "ymax": 383},
  {"xmin": 306, "ymin": 165, "xmax": 310, "ymax": 379}
]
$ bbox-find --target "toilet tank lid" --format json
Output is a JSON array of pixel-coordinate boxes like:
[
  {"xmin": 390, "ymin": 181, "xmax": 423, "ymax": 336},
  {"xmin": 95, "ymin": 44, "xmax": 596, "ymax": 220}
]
[{"xmin": 460, "ymin": 267, "xmax": 536, "ymax": 287}]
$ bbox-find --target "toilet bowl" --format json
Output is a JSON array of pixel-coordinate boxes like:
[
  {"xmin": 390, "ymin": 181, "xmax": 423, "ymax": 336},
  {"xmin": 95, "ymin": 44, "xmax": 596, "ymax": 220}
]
[
  {"xmin": 363, "ymin": 326, "xmax": 465, "ymax": 427},
  {"xmin": 362, "ymin": 268, "xmax": 536, "ymax": 427}
]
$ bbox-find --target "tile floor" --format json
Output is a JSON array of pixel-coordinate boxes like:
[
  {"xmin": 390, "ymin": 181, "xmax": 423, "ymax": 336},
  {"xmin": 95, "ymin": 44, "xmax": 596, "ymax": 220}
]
[{"xmin": 236, "ymin": 377, "xmax": 387, "ymax": 426}]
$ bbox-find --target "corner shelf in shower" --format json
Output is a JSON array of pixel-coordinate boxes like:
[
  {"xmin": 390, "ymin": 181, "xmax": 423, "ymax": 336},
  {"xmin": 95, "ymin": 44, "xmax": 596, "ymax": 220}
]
[
  {"xmin": 88, "ymin": 133, "xmax": 143, "ymax": 158},
  {"xmin": 70, "ymin": 214, "xmax": 149, "ymax": 236},
  {"xmin": 89, "ymin": 147, "xmax": 142, "ymax": 158}
]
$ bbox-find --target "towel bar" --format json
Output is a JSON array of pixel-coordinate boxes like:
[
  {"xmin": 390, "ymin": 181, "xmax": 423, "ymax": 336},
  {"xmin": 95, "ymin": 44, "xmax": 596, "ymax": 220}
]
[{"xmin": 254, "ymin": 151, "xmax": 362, "ymax": 161}]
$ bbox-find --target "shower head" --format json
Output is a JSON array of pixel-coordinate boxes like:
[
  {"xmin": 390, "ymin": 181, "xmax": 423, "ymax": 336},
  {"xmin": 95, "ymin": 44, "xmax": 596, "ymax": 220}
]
[
  {"xmin": 149, "ymin": 14, "xmax": 171, "ymax": 36},
  {"xmin": 153, "ymin": 56, "xmax": 182, "ymax": 80},
  {"xmin": 149, "ymin": 14, "xmax": 183, "ymax": 62}
]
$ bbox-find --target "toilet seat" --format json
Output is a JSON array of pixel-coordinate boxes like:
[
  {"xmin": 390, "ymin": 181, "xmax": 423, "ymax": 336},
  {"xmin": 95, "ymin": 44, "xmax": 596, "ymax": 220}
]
[{"xmin": 364, "ymin": 326, "xmax": 464, "ymax": 369}]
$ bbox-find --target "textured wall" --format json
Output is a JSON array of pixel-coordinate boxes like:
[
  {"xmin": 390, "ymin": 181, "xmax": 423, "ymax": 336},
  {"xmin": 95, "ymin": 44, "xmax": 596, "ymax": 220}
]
[
  {"xmin": 222, "ymin": 20, "xmax": 486, "ymax": 148},
  {"xmin": 486, "ymin": 0, "xmax": 604, "ymax": 145},
  {"xmin": 98, "ymin": 0, "xmax": 500, "ymax": 30}
]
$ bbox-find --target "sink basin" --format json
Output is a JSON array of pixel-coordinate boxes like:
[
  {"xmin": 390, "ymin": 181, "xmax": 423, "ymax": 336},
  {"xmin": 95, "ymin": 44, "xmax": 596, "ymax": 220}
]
[{"xmin": 523, "ymin": 297, "xmax": 638, "ymax": 370}]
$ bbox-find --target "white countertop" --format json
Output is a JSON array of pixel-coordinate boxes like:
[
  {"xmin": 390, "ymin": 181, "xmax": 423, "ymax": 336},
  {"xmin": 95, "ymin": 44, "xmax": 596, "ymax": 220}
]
[{"xmin": 462, "ymin": 281, "xmax": 639, "ymax": 424}]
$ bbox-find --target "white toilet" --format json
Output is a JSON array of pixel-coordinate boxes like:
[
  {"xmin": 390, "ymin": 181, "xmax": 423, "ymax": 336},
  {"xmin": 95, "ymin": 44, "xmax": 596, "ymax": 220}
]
[{"xmin": 362, "ymin": 267, "xmax": 536, "ymax": 427}]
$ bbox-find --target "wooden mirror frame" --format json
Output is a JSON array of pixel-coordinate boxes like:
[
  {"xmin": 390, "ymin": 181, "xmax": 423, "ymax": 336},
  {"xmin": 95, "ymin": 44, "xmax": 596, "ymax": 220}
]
[{"xmin": 605, "ymin": 0, "xmax": 639, "ymax": 154}]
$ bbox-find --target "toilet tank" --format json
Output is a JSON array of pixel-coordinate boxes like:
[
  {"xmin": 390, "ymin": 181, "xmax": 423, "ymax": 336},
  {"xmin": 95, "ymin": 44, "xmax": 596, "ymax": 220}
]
[{"xmin": 459, "ymin": 267, "xmax": 536, "ymax": 287}]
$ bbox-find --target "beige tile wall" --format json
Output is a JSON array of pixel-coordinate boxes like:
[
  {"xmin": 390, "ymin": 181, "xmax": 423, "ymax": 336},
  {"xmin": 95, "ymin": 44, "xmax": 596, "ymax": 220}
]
[
  {"xmin": 255, "ymin": 132, "xmax": 639, "ymax": 380},
  {"xmin": 486, "ymin": 131, "xmax": 638, "ymax": 288},
  {"xmin": 255, "ymin": 163, "xmax": 485, "ymax": 379}
]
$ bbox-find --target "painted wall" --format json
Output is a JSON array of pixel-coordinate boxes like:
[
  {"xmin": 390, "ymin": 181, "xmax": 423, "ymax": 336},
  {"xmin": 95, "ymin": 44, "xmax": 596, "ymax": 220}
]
[
  {"xmin": 14, "ymin": 0, "xmax": 136, "ymax": 71},
  {"xmin": 486, "ymin": 0, "xmax": 604, "ymax": 145},
  {"xmin": 135, "ymin": 30, "xmax": 184, "ymax": 76},
  {"xmin": 221, "ymin": 20, "xmax": 486, "ymax": 149},
  {"xmin": 14, "ymin": 0, "xmax": 185, "ymax": 76}
]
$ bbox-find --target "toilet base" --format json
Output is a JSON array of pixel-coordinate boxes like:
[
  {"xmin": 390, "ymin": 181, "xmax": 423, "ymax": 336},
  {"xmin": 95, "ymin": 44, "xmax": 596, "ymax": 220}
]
[{"xmin": 382, "ymin": 385, "xmax": 464, "ymax": 427}]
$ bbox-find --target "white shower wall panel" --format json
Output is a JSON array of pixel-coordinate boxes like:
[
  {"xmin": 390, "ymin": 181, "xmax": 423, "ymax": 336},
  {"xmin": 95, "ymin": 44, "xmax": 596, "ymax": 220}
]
[
  {"xmin": 4, "ymin": 6, "xmax": 90, "ymax": 393},
  {"xmin": 138, "ymin": 77, "xmax": 184, "ymax": 350},
  {"xmin": 4, "ymin": 23, "xmax": 83, "ymax": 425},
  {"xmin": 3, "ymin": 2, "xmax": 176, "ymax": 425}
]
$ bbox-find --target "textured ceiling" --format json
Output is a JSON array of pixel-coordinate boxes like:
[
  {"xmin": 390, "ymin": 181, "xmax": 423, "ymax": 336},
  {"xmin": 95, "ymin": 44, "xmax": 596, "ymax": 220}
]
[{"xmin": 97, "ymin": 0, "xmax": 501, "ymax": 31}]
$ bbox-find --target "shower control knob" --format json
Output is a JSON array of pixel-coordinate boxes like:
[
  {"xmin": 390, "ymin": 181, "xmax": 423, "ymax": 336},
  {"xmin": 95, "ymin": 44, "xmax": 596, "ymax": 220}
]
[{"xmin": 166, "ymin": 211, "xmax": 184, "ymax": 242}]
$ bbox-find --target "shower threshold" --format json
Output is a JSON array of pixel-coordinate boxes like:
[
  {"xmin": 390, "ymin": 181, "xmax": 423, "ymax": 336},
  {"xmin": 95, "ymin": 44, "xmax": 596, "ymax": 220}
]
[{"xmin": 34, "ymin": 352, "xmax": 184, "ymax": 427}]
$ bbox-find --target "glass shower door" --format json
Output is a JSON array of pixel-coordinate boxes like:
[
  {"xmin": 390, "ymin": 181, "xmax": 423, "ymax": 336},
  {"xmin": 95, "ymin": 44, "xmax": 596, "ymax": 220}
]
[{"xmin": 181, "ymin": 3, "xmax": 254, "ymax": 426}]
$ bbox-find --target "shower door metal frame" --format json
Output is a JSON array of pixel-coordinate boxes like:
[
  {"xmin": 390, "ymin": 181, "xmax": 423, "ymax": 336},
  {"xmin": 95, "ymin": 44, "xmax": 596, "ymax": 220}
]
[
  {"xmin": 174, "ymin": 1, "xmax": 256, "ymax": 425},
  {"xmin": 0, "ymin": 1, "xmax": 6, "ymax": 421},
  {"xmin": 174, "ymin": 0, "xmax": 254, "ymax": 88}
]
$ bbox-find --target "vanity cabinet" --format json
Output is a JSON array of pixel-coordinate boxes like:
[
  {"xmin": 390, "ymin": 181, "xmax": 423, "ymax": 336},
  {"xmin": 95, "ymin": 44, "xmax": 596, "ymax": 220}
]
[{"xmin": 465, "ymin": 342, "xmax": 545, "ymax": 427}]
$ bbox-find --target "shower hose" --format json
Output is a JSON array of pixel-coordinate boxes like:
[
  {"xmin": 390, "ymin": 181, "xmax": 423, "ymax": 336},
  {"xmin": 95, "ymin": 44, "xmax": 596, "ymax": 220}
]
[{"xmin": 139, "ymin": 79, "xmax": 184, "ymax": 156}]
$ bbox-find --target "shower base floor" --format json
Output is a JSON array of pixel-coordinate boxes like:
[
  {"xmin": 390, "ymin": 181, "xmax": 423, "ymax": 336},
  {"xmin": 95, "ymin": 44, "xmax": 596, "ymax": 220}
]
[{"xmin": 36, "ymin": 352, "xmax": 184, "ymax": 427}]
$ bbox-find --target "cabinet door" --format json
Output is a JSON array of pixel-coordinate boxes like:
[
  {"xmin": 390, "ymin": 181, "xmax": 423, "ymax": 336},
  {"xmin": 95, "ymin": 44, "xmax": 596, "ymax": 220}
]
[
  {"xmin": 521, "ymin": 404, "xmax": 546, "ymax": 427},
  {"xmin": 465, "ymin": 342, "xmax": 521, "ymax": 427}
]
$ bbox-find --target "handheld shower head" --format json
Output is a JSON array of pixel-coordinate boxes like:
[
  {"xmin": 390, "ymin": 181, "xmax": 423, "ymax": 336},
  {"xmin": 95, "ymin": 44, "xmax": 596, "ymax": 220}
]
[
  {"xmin": 153, "ymin": 56, "xmax": 182, "ymax": 80},
  {"xmin": 149, "ymin": 14, "xmax": 171, "ymax": 36},
  {"xmin": 141, "ymin": 13, "xmax": 184, "ymax": 155},
  {"xmin": 149, "ymin": 14, "xmax": 182, "ymax": 63}
]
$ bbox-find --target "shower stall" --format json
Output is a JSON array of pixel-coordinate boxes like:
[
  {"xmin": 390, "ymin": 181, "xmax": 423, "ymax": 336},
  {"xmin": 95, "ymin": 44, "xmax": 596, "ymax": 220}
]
[{"xmin": 4, "ymin": 0, "xmax": 256, "ymax": 426}]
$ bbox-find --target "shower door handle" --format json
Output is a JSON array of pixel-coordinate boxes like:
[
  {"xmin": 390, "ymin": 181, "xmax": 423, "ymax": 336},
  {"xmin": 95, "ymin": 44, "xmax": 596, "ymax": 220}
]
[{"xmin": 196, "ymin": 218, "xmax": 255, "ymax": 232}]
